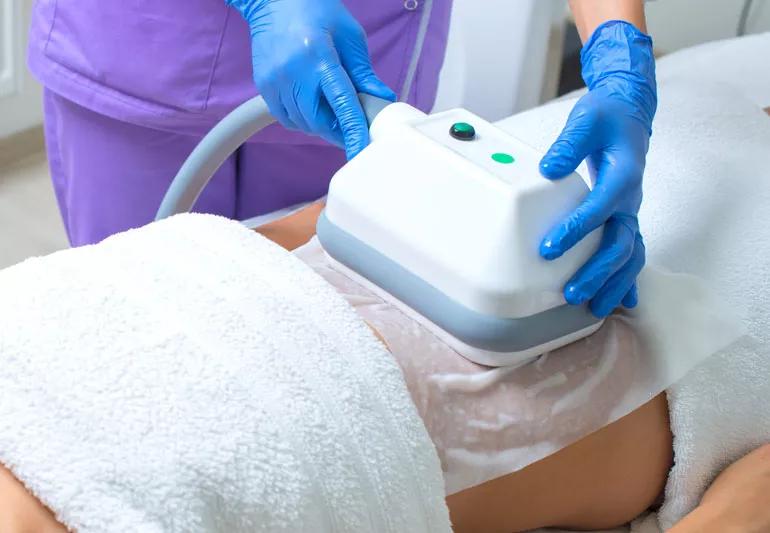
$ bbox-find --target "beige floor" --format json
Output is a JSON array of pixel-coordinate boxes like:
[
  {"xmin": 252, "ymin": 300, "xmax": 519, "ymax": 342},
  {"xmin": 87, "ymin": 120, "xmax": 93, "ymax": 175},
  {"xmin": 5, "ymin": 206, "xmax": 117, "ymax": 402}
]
[{"xmin": 0, "ymin": 153, "xmax": 69, "ymax": 269}]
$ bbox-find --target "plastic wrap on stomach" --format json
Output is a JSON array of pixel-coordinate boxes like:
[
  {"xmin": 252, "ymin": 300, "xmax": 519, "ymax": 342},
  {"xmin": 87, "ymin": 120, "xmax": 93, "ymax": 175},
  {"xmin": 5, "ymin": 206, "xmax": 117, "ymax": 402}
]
[{"xmin": 294, "ymin": 237, "xmax": 744, "ymax": 495}]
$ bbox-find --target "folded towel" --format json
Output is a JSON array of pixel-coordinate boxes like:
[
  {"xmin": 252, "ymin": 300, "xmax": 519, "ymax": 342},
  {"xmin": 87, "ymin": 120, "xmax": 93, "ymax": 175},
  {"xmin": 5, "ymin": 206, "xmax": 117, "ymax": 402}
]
[
  {"xmin": 658, "ymin": 339, "xmax": 770, "ymax": 530},
  {"xmin": 0, "ymin": 214, "xmax": 451, "ymax": 533},
  {"xmin": 636, "ymin": 57, "xmax": 770, "ymax": 532},
  {"xmin": 497, "ymin": 71, "xmax": 770, "ymax": 531}
]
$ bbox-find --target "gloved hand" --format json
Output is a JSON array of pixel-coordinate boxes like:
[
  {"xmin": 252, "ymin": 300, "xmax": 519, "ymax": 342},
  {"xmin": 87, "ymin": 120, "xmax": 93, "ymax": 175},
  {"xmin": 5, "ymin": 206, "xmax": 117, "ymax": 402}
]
[
  {"xmin": 539, "ymin": 20, "xmax": 657, "ymax": 318},
  {"xmin": 227, "ymin": 0, "xmax": 396, "ymax": 159}
]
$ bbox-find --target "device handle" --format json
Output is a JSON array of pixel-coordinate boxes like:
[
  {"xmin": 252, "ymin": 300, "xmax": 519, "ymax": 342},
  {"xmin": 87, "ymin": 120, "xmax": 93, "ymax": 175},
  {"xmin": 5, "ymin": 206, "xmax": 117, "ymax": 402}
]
[{"xmin": 155, "ymin": 94, "xmax": 390, "ymax": 221}]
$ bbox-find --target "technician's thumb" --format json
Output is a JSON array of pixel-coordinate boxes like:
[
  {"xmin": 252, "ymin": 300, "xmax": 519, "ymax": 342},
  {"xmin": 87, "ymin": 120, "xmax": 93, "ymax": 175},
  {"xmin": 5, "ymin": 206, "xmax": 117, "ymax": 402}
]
[{"xmin": 540, "ymin": 106, "xmax": 598, "ymax": 180}]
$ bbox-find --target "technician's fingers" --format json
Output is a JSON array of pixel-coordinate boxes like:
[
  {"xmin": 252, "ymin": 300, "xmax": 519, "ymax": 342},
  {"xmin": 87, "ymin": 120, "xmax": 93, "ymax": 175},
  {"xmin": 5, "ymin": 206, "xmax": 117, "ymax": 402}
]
[
  {"xmin": 563, "ymin": 216, "xmax": 637, "ymax": 305},
  {"xmin": 349, "ymin": 70, "xmax": 397, "ymax": 103},
  {"xmin": 541, "ymin": 154, "xmax": 643, "ymax": 260},
  {"xmin": 319, "ymin": 55, "xmax": 371, "ymax": 160},
  {"xmin": 336, "ymin": 20, "xmax": 397, "ymax": 102},
  {"xmin": 541, "ymin": 186, "xmax": 617, "ymax": 260},
  {"xmin": 590, "ymin": 234, "xmax": 646, "ymax": 318},
  {"xmin": 294, "ymin": 80, "xmax": 345, "ymax": 148},
  {"xmin": 622, "ymin": 283, "xmax": 639, "ymax": 309},
  {"xmin": 315, "ymin": 99, "xmax": 346, "ymax": 148},
  {"xmin": 280, "ymin": 81, "xmax": 311, "ymax": 134},
  {"xmin": 540, "ymin": 102, "xmax": 600, "ymax": 179},
  {"xmin": 260, "ymin": 83, "xmax": 298, "ymax": 131}
]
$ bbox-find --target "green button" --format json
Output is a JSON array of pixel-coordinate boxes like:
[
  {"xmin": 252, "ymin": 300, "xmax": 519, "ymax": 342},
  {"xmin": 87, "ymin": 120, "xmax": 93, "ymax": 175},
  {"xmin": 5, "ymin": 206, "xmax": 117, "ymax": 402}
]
[
  {"xmin": 450, "ymin": 122, "xmax": 476, "ymax": 141},
  {"xmin": 491, "ymin": 153, "xmax": 515, "ymax": 164}
]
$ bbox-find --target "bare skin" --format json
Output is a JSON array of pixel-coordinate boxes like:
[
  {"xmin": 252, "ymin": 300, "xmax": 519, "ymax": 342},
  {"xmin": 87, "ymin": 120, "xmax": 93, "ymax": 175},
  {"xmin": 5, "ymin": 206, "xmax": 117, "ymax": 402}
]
[
  {"xmin": 0, "ymin": 202, "xmax": 765, "ymax": 532},
  {"xmin": 3, "ymin": 10, "xmax": 766, "ymax": 532},
  {"xmin": 670, "ymin": 444, "xmax": 770, "ymax": 533},
  {"xmin": 260, "ymin": 207, "xmax": 674, "ymax": 532},
  {"xmin": 569, "ymin": 0, "xmax": 647, "ymax": 41},
  {"xmin": 0, "ymin": 464, "xmax": 64, "ymax": 533},
  {"xmin": 447, "ymin": 394, "xmax": 672, "ymax": 532}
]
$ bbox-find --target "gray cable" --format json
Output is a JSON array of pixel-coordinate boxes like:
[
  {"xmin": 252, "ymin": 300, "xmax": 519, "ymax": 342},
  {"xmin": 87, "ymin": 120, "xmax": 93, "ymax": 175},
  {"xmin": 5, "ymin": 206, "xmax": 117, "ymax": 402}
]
[
  {"xmin": 156, "ymin": 94, "xmax": 391, "ymax": 221},
  {"xmin": 156, "ymin": 96, "xmax": 274, "ymax": 221},
  {"xmin": 738, "ymin": 0, "xmax": 755, "ymax": 36}
]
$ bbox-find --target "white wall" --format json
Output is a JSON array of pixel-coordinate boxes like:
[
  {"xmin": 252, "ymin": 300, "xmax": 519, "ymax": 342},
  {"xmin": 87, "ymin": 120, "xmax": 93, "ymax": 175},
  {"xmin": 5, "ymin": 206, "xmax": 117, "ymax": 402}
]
[
  {"xmin": 433, "ymin": 0, "xmax": 568, "ymax": 120},
  {"xmin": 646, "ymin": 0, "xmax": 770, "ymax": 53},
  {"xmin": 0, "ymin": 0, "xmax": 43, "ymax": 139}
]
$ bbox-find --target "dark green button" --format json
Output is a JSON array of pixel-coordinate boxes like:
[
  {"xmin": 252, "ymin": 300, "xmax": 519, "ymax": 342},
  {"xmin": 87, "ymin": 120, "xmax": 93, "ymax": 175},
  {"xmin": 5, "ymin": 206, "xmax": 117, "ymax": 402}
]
[
  {"xmin": 450, "ymin": 122, "xmax": 476, "ymax": 141},
  {"xmin": 491, "ymin": 153, "xmax": 515, "ymax": 164}
]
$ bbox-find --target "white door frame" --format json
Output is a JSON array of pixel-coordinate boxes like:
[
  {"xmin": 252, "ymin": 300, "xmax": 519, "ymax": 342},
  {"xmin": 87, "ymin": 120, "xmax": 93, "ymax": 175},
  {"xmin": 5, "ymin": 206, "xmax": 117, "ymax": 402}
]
[{"xmin": 0, "ymin": 0, "xmax": 18, "ymax": 98}]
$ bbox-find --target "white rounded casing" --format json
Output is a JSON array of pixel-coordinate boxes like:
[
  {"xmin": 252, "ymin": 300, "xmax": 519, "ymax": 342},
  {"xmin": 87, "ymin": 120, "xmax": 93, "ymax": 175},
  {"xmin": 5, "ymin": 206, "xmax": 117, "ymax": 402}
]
[{"xmin": 324, "ymin": 103, "xmax": 602, "ymax": 320}]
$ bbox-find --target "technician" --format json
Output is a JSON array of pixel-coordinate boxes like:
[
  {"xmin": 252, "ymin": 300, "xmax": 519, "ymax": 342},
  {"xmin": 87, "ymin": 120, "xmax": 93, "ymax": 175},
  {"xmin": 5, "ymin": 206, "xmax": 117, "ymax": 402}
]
[{"xmin": 28, "ymin": 0, "xmax": 656, "ymax": 318}]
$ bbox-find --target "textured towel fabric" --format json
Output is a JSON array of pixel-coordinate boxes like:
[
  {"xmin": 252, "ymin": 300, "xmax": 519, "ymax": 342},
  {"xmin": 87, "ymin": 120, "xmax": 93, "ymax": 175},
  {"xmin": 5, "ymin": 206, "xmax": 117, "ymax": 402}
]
[
  {"xmin": 655, "ymin": 31, "xmax": 770, "ymax": 109},
  {"xmin": 642, "ymin": 82, "xmax": 770, "ymax": 529},
  {"xmin": 497, "ymin": 76, "xmax": 770, "ymax": 532},
  {"xmin": 635, "ymin": 37, "xmax": 770, "ymax": 529},
  {"xmin": 0, "ymin": 214, "xmax": 451, "ymax": 533}
]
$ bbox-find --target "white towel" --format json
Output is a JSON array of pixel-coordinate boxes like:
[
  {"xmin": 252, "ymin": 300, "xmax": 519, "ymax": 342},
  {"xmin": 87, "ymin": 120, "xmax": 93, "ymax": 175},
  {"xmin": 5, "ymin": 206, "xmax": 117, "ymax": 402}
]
[
  {"xmin": 0, "ymin": 214, "xmax": 451, "ymax": 533},
  {"xmin": 641, "ymin": 82, "xmax": 770, "ymax": 530},
  {"xmin": 496, "ymin": 74, "xmax": 770, "ymax": 530},
  {"xmin": 587, "ymin": 72, "xmax": 770, "ymax": 532},
  {"xmin": 657, "ymin": 339, "xmax": 770, "ymax": 530},
  {"xmin": 655, "ymin": 31, "xmax": 770, "ymax": 109}
]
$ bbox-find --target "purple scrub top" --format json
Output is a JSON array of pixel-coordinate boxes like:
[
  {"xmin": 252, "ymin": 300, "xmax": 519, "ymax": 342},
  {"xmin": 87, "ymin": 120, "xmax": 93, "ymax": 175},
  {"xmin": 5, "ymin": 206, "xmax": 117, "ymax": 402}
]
[{"xmin": 28, "ymin": 1, "xmax": 452, "ymax": 144}]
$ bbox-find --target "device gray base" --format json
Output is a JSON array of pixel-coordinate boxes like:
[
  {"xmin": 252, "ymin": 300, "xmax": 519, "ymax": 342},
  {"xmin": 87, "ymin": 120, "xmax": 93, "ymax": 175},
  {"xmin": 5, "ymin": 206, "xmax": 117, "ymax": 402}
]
[{"xmin": 317, "ymin": 212, "xmax": 602, "ymax": 354}]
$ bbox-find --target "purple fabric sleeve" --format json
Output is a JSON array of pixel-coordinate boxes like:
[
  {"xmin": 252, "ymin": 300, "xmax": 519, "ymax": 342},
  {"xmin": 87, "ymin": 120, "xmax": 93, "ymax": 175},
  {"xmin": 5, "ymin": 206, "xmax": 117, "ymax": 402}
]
[{"xmin": 29, "ymin": 1, "xmax": 451, "ymax": 142}]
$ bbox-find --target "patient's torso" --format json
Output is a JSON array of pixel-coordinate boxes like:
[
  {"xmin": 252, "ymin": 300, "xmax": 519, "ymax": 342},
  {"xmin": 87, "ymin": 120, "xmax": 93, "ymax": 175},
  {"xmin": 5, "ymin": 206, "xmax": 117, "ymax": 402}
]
[{"xmin": 295, "ymin": 238, "xmax": 647, "ymax": 494}]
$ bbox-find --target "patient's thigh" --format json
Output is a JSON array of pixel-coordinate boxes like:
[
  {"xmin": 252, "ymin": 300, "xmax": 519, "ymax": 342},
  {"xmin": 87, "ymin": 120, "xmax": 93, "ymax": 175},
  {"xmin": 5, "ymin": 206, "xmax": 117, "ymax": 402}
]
[
  {"xmin": 447, "ymin": 393, "xmax": 672, "ymax": 533},
  {"xmin": 0, "ymin": 464, "xmax": 65, "ymax": 532}
]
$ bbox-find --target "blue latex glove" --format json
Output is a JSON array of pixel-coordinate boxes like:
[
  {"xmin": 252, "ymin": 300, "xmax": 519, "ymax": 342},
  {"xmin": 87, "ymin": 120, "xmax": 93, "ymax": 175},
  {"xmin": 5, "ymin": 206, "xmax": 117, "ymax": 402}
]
[
  {"xmin": 227, "ymin": 0, "xmax": 397, "ymax": 159},
  {"xmin": 539, "ymin": 21, "xmax": 657, "ymax": 318}
]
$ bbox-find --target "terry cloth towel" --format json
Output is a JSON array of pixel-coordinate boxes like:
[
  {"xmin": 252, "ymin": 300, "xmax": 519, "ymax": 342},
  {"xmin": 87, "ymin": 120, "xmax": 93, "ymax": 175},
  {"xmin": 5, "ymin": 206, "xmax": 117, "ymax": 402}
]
[
  {"xmin": 609, "ymin": 35, "xmax": 770, "ymax": 530},
  {"xmin": 497, "ymin": 74, "xmax": 770, "ymax": 532},
  {"xmin": 655, "ymin": 31, "xmax": 770, "ymax": 109},
  {"xmin": 0, "ymin": 214, "xmax": 451, "ymax": 533},
  {"xmin": 640, "ymin": 82, "xmax": 770, "ymax": 531}
]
